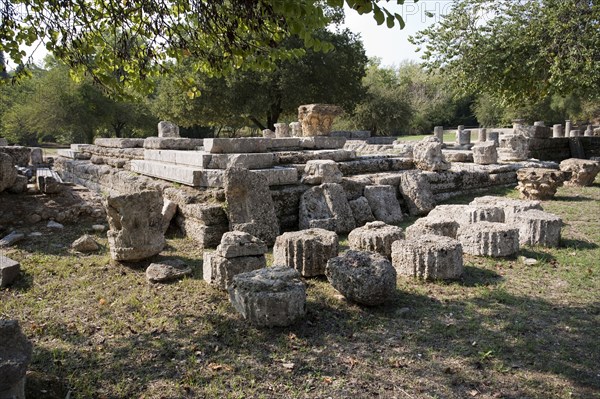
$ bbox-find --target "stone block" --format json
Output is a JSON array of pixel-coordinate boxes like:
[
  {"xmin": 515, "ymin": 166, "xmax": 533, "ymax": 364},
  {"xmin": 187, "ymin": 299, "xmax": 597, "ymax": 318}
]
[
  {"xmin": 326, "ymin": 250, "xmax": 396, "ymax": 306},
  {"xmin": 348, "ymin": 196, "xmax": 375, "ymax": 226},
  {"xmin": 413, "ymin": 137, "xmax": 450, "ymax": 171},
  {"xmin": 472, "ymin": 141, "xmax": 498, "ymax": 165},
  {"xmin": 516, "ymin": 168, "xmax": 566, "ymax": 200},
  {"xmin": 273, "ymin": 228, "xmax": 339, "ymax": 277},
  {"xmin": 469, "ymin": 196, "xmax": 542, "ymax": 223},
  {"xmin": 300, "ymin": 136, "xmax": 347, "ymax": 149},
  {"xmin": 0, "ymin": 255, "xmax": 20, "ymax": 287},
  {"xmin": 298, "ymin": 104, "xmax": 343, "ymax": 136},
  {"xmin": 208, "ymin": 153, "xmax": 277, "ymax": 170},
  {"xmin": 158, "ymin": 121, "xmax": 180, "ymax": 138},
  {"xmin": 512, "ymin": 210, "xmax": 562, "ymax": 247},
  {"xmin": 130, "ymin": 160, "xmax": 203, "ymax": 186},
  {"xmin": 0, "ymin": 153, "xmax": 17, "ymax": 193},
  {"xmin": 143, "ymin": 137, "xmax": 203, "ymax": 150},
  {"xmin": 0, "ymin": 146, "xmax": 30, "ymax": 166},
  {"xmin": 143, "ymin": 149, "xmax": 211, "ymax": 167},
  {"xmin": 399, "ymin": 170, "xmax": 436, "ymax": 216},
  {"xmin": 337, "ymin": 157, "xmax": 413, "ymax": 175},
  {"xmin": 517, "ymin": 125, "xmax": 552, "ymax": 139},
  {"xmin": 228, "ymin": 267, "xmax": 306, "ymax": 327},
  {"xmin": 146, "ymin": 259, "xmax": 192, "ymax": 283},
  {"xmin": 559, "ymin": 158, "xmax": 600, "ymax": 187},
  {"xmin": 391, "ymin": 234, "xmax": 463, "ymax": 280},
  {"xmin": 216, "ymin": 231, "xmax": 267, "ymax": 258},
  {"xmin": 457, "ymin": 222, "xmax": 519, "ymax": 257},
  {"xmin": 348, "ymin": 221, "xmax": 404, "ymax": 259},
  {"xmin": 405, "ymin": 217, "xmax": 460, "ymax": 239},
  {"xmin": 0, "ymin": 320, "xmax": 32, "ymax": 398},
  {"xmin": 443, "ymin": 150, "xmax": 473, "ymax": 163},
  {"xmin": 364, "ymin": 185, "xmax": 404, "ymax": 224},
  {"xmin": 299, "ymin": 183, "xmax": 356, "ymax": 234},
  {"xmin": 498, "ymin": 134, "xmax": 528, "ymax": 162},
  {"xmin": 204, "ymin": 138, "xmax": 269, "ymax": 153},
  {"xmin": 94, "ymin": 138, "xmax": 145, "ymax": 148},
  {"xmin": 302, "ymin": 160, "xmax": 343, "ymax": 184},
  {"xmin": 0, "ymin": 232, "xmax": 24, "ymax": 248},
  {"xmin": 204, "ymin": 252, "xmax": 266, "ymax": 290},
  {"xmin": 176, "ymin": 216, "xmax": 227, "ymax": 248},
  {"xmin": 274, "ymin": 123, "xmax": 290, "ymax": 138}
]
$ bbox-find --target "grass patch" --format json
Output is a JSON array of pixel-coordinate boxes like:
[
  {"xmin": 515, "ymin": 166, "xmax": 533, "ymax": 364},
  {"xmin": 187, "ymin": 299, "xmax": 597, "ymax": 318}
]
[{"xmin": 1, "ymin": 178, "xmax": 599, "ymax": 398}]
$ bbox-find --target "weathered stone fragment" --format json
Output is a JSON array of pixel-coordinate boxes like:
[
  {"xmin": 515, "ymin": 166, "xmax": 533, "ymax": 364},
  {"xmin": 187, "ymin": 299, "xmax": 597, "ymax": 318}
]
[
  {"xmin": 348, "ymin": 196, "xmax": 375, "ymax": 226},
  {"xmin": 512, "ymin": 210, "xmax": 562, "ymax": 247},
  {"xmin": 472, "ymin": 141, "xmax": 498, "ymax": 165},
  {"xmin": 289, "ymin": 122, "xmax": 302, "ymax": 137},
  {"xmin": 0, "ymin": 232, "xmax": 25, "ymax": 248},
  {"xmin": 559, "ymin": 158, "xmax": 600, "ymax": 187},
  {"xmin": 391, "ymin": 235, "xmax": 463, "ymax": 280},
  {"xmin": 262, "ymin": 129, "xmax": 275, "ymax": 138},
  {"xmin": 405, "ymin": 217, "xmax": 460, "ymax": 239},
  {"xmin": 143, "ymin": 137, "xmax": 203, "ymax": 150},
  {"xmin": 498, "ymin": 134, "xmax": 528, "ymax": 162},
  {"xmin": 71, "ymin": 235, "xmax": 100, "ymax": 253},
  {"xmin": 224, "ymin": 167, "xmax": 280, "ymax": 245},
  {"xmin": 469, "ymin": 196, "xmax": 542, "ymax": 223},
  {"xmin": 398, "ymin": 170, "xmax": 436, "ymax": 216},
  {"xmin": 298, "ymin": 104, "xmax": 343, "ymax": 136},
  {"xmin": 0, "ymin": 153, "xmax": 17, "ymax": 193},
  {"xmin": 302, "ymin": 160, "xmax": 343, "ymax": 184},
  {"xmin": 299, "ymin": 183, "xmax": 356, "ymax": 234},
  {"xmin": 161, "ymin": 199, "xmax": 178, "ymax": 234},
  {"xmin": 146, "ymin": 259, "xmax": 192, "ymax": 283},
  {"xmin": 517, "ymin": 125, "xmax": 552, "ymax": 139},
  {"xmin": 273, "ymin": 228, "xmax": 338, "ymax": 277},
  {"xmin": 274, "ymin": 123, "xmax": 290, "ymax": 138},
  {"xmin": 95, "ymin": 138, "xmax": 145, "ymax": 148},
  {"xmin": 158, "ymin": 121, "xmax": 180, "ymax": 138},
  {"xmin": 30, "ymin": 147, "xmax": 43, "ymax": 165},
  {"xmin": 443, "ymin": 150, "xmax": 473, "ymax": 163},
  {"xmin": 0, "ymin": 146, "xmax": 30, "ymax": 166},
  {"xmin": 228, "ymin": 267, "xmax": 306, "ymax": 327},
  {"xmin": 457, "ymin": 222, "xmax": 519, "ymax": 257},
  {"xmin": 216, "ymin": 231, "xmax": 267, "ymax": 258},
  {"xmin": 176, "ymin": 216, "xmax": 228, "ymax": 248},
  {"xmin": 0, "ymin": 255, "xmax": 20, "ymax": 287},
  {"xmin": 0, "ymin": 320, "xmax": 32, "ymax": 399},
  {"xmin": 413, "ymin": 137, "xmax": 450, "ymax": 171},
  {"xmin": 348, "ymin": 221, "xmax": 404, "ymax": 259},
  {"xmin": 364, "ymin": 185, "xmax": 404, "ymax": 224},
  {"xmin": 456, "ymin": 129, "xmax": 471, "ymax": 145},
  {"xmin": 104, "ymin": 190, "xmax": 165, "ymax": 261},
  {"xmin": 203, "ymin": 252, "xmax": 266, "ymax": 289},
  {"xmin": 516, "ymin": 168, "xmax": 566, "ymax": 200},
  {"xmin": 326, "ymin": 250, "xmax": 396, "ymax": 306}
]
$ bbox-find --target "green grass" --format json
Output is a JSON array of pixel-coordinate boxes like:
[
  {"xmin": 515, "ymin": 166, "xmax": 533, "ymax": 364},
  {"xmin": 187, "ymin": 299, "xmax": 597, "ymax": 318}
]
[{"xmin": 1, "ymin": 178, "xmax": 600, "ymax": 398}]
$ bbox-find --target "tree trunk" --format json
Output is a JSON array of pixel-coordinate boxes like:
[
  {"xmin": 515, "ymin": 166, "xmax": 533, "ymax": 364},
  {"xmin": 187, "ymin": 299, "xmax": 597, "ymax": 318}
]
[{"xmin": 249, "ymin": 116, "xmax": 266, "ymax": 131}]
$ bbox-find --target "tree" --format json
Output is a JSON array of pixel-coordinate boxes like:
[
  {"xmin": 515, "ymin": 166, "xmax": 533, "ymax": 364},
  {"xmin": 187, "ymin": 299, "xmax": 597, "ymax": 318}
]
[
  {"xmin": 0, "ymin": 0, "xmax": 417, "ymax": 95},
  {"xmin": 149, "ymin": 29, "xmax": 368, "ymax": 131},
  {"xmin": 410, "ymin": 0, "xmax": 600, "ymax": 107}
]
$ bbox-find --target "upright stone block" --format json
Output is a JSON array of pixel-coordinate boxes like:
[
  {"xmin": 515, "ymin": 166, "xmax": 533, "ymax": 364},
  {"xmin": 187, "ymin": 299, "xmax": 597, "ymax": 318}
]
[
  {"xmin": 364, "ymin": 185, "xmax": 404, "ymax": 224},
  {"xmin": 0, "ymin": 153, "xmax": 17, "ymax": 193},
  {"xmin": 299, "ymin": 183, "xmax": 356, "ymax": 234},
  {"xmin": 565, "ymin": 120, "xmax": 572, "ymax": 136},
  {"xmin": 30, "ymin": 147, "xmax": 43, "ymax": 165},
  {"xmin": 553, "ymin": 124, "xmax": 563, "ymax": 138},
  {"xmin": 158, "ymin": 121, "xmax": 180, "ymax": 138},
  {"xmin": 470, "ymin": 196, "xmax": 542, "ymax": 223},
  {"xmin": 512, "ymin": 210, "xmax": 562, "ymax": 247},
  {"xmin": 273, "ymin": 228, "xmax": 339, "ymax": 277},
  {"xmin": 457, "ymin": 222, "xmax": 519, "ymax": 257},
  {"xmin": 405, "ymin": 217, "xmax": 460, "ymax": 239},
  {"xmin": 348, "ymin": 221, "xmax": 404, "ymax": 259},
  {"xmin": 398, "ymin": 170, "xmax": 436, "ymax": 216},
  {"xmin": 478, "ymin": 128, "xmax": 487, "ymax": 143},
  {"xmin": 487, "ymin": 131, "xmax": 500, "ymax": 146},
  {"xmin": 203, "ymin": 252, "xmax": 266, "ymax": 290},
  {"xmin": 302, "ymin": 160, "xmax": 343, "ymax": 185},
  {"xmin": 498, "ymin": 134, "xmax": 528, "ymax": 162},
  {"xmin": 289, "ymin": 122, "xmax": 302, "ymax": 137},
  {"xmin": 274, "ymin": 123, "xmax": 290, "ymax": 138},
  {"xmin": 413, "ymin": 137, "xmax": 450, "ymax": 172},
  {"xmin": 472, "ymin": 141, "xmax": 498, "ymax": 165},
  {"xmin": 298, "ymin": 104, "xmax": 343, "ymax": 137},
  {"xmin": 391, "ymin": 235, "xmax": 463, "ymax": 280},
  {"xmin": 456, "ymin": 129, "xmax": 471, "ymax": 145},
  {"xmin": 0, "ymin": 320, "xmax": 32, "ymax": 399},
  {"xmin": 433, "ymin": 126, "xmax": 444, "ymax": 142},
  {"xmin": 0, "ymin": 256, "xmax": 20, "ymax": 287},
  {"xmin": 348, "ymin": 196, "xmax": 375, "ymax": 226}
]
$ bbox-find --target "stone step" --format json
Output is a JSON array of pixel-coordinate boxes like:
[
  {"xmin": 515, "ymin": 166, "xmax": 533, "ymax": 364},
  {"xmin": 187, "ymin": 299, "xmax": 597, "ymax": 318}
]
[
  {"xmin": 144, "ymin": 150, "xmax": 277, "ymax": 169},
  {"xmin": 337, "ymin": 157, "xmax": 413, "ymax": 175},
  {"xmin": 131, "ymin": 160, "xmax": 298, "ymax": 187},
  {"xmin": 204, "ymin": 137, "xmax": 346, "ymax": 153},
  {"xmin": 57, "ymin": 149, "xmax": 91, "ymax": 160}
]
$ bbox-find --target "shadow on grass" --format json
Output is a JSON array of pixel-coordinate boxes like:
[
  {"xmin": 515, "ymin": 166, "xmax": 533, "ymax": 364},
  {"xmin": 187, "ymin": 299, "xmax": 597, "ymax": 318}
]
[
  {"xmin": 459, "ymin": 265, "xmax": 503, "ymax": 287},
  {"xmin": 560, "ymin": 238, "xmax": 599, "ymax": 250},
  {"xmin": 553, "ymin": 194, "xmax": 597, "ymax": 202},
  {"xmin": 519, "ymin": 248, "xmax": 558, "ymax": 263}
]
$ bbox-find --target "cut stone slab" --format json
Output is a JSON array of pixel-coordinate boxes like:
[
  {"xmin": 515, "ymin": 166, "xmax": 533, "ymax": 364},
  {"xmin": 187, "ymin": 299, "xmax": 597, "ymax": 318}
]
[
  {"xmin": 228, "ymin": 266, "xmax": 306, "ymax": 327},
  {"xmin": 143, "ymin": 150, "xmax": 211, "ymax": 167},
  {"xmin": 326, "ymin": 250, "xmax": 397, "ymax": 306},
  {"xmin": 157, "ymin": 121, "xmax": 180, "ymax": 138},
  {"xmin": 516, "ymin": 125, "xmax": 552, "ymax": 139},
  {"xmin": 364, "ymin": 185, "xmax": 404, "ymax": 225},
  {"xmin": 176, "ymin": 217, "xmax": 228, "ymax": 248},
  {"xmin": 299, "ymin": 183, "xmax": 356, "ymax": 234},
  {"xmin": 469, "ymin": 196, "xmax": 543, "ymax": 223},
  {"xmin": 130, "ymin": 160, "xmax": 203, "ymax": 186},
  {"xmin": 203, "ymin": 252, "xmax": 266, "ymax": 289},
  {"xmin": 302, "ymin": 160, "xmax": 343, "ymax": 185},
  {"xmin": 348, "ymin": 221, "xmax": 404, "ymax": 259},
  {"xmin": 0, "ymin": 255, "xmax": 20, "ymax": 287},
  {"xmin": 56, "ymin": 149, "xmax": 91, "ymax": 160},
  {"xmin": 472, "ymin": 141, "xmax": 498, "ymax": 165},
  {"xmin": 0, "ymin": 232, "xmax": 24, "ymax": 248},
  {"xmin": 299, "ymin": 136, "xmax": 346, "ymax": 150},
  {"xmin": 273, "ymin": 228, "xmax": 339, "ymax": 277},
  {"xmin": 512, "ymin": 210, "xmax": 562, "ymax": 247},
  {"xmin": 94, "ymin": 138, "xmax": 145, "ymax": 148},
  {"xmin": 0, "ymin": 320, "xmax": 32, "ymax": 398},
  {"xmin": 391, "ymin": 234, "xmax": 463, "ymax": 280},
  {"xmin": 143, "ymin": 137, "xmax": 203, "ymax": 150},
  {"xmin": 216, "ymin": 231, "xmax": 267, "ymax": 258},
  {"xmin": 405, "ymin": 217, "xmax": 460, "ymax": 239},
  {"xmin": 348, "ymin": 196, "xmax": 376, "ymax": 226},
  {"xmin": 516, "ymin": 168, "xmax": 566, "ymax": 200},
  {"xmin": 399, "ymin": 170, "xmax": 436, "ymax": 216},
  {"xmin": 457, "ymin": 222, "xmax": 519, "ymax": 257},
  {"xmin": 225, "ymin": 167, "xmax": 280, "ymax": 245},
  {"xmin": 443, "ymin": 150, "xmax": 473, "ymax": 163},
  {"xmin": 559, "ymin": 158, "xmax": 600, "ymax": 187},
  {"xmin": 71, "ymin": 235, "xmax": 100, "ymax": 253},
  {"xmin": 208, "ymin": 153, "xmax": 277, "ymax": 170},
  {"xmin": 146, "ymin": 259, "xmax": 192, "ymax": 283},
  {"xmin": 178, "ymin": 203, "xmax": 228, "ymax": 226},
  {"xmin": 204, "ymin": 138, "xmax": 270, "ymax": 154}
]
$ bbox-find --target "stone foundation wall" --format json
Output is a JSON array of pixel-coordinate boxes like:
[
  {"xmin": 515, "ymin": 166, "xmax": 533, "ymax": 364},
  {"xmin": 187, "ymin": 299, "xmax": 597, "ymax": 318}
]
[
  {"xmin": 527, "ymin": 138, "xmax": 571, "ymax": 161},
  {"xmin": 581, "ymin": 137, "xmax": 600, "ymax": 158}
]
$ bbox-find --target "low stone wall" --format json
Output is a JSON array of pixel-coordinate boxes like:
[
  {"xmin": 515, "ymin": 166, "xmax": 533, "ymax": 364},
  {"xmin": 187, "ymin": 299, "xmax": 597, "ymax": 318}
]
[
  {"xmin": 527, "ymin": 138, "xmax": 571, "ymax": 161},
  {"xmin": 581, "ymin": 137, "xmax": 600, "ymax": 158}
]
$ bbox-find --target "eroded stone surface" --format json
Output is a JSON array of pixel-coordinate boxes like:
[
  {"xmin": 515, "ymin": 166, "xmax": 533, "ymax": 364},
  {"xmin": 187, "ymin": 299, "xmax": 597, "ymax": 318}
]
[
  {"xmin": 0, "ymin": 320, "xmax": 32, "ymax": 396},
  {"xmin": 299, "ymin": 183, "xmax": 355, "ymax": 234},
  {"xmin": 0, "ymin": 255, "xmax": 20, "ymax": 288},
  {"xmin": 273, "ymin": 228, "xmax": 338, "ymax": 277},
  {"xmin": 216, "ymin": 231, "xmax": 267, "ymax": 258},
  {"xmin": 348, "ymin": 196, "xmax": 375, "ymax": 226},
  {"xmin": 364, "ymin": 185, "xmax": 404, "ymax": 225},
  {"xmin": 512, "ymin": 209, "xmax": 562, "ymax": 247},
  {"xmin": 204, "ymin": 252, "xmax": 266, "ymax": 290},
  {"xmin": 469, "ymin": 196, "xmax": 542, "ymax": 223},
  {"xmin": 559, "ymin": 158, "xmax": 600, "ymax": 187},
  {"xmin": 0, "ymin": 153, "xmax": 17, "ymax": 193},
  {"xmin": 348, "ymin": 221, "xmax": 404, "ymax": 259},
  {"xmin": 391, "ymin": 234, "xmax": 463, "ymax": 280},
  {"xmin": 472, "ymin": 141, "xmax": 498, "ymax": 165},
  {"xmin": 71, "ymin": 235, "xmax": 100, "ymax": 253},
  {"xmin": 326, "ymin": 250, "xmax": 396, "ymax": 306},
  {"xmin": 302, "ymin": 160, "xmax": 343, "ymax": 185},
  {"xmin": 405, "ymin": 217, "xmax": 460, "ymax": 239},
  {"xmin": 399, "ymin": 170, "xmax": 436, "ymax": 216},
  {"xmin": 228, "ymin": 267, "xmax": 306, "ymax": 327},
  {"xmin": 498, "ymin": 134, "xmax": 528, "ymax": 162},
  {"xmin": 298, "ymin": 104, "xmax": 343, "ymax": 137},
  {"xmin": 413, "ymin": 137, "xmax": 450, "ymax": 172},
  {"xmin": 516, "ymin": 168, "xmax": 566, "ymax": 200},
  {"xmin": 104, "ymin": 190, "xmax": 165, "ymax": 261},
  {"xmin": 457, "ymin": 222, "xmax": 519, "ymax": 257},
  {"xmin": 146, "ymin": 259, "xmax": 192, "ymax": 283},
  {"xmin": 158, "ymin": 121, "xmax": 180, "ymax": 138}
]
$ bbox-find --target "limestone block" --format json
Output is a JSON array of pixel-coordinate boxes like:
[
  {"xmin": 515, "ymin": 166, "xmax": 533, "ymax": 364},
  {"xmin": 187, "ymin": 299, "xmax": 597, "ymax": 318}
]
[
  {"xmin": 456, "ymin": 129, "xmax": 471, "ymax": 145},
  {"xmin": 341, "ymin": 176, "xmax": 372, "ymax": 200},
  {"xmin": 273, "ymin": 228, "xmax": 339, "ymax": 277},
  {"xmin": 130, "ymin": 160, "xmax": 203, "ymax": 186},
  {"xmin": 464, "ymin": 204, "xmax": 505, "ymax": 224},
  {"xmin": 348, "ymin": 221, "xmax": 404, "ymax": 259},
  {"xmin": 204, "ymin": 252, "xmax": 266, "ymax": 290},
  {"xmin": 302, "ymin": 160, "xmax": 343, "ymax": 184},
  {"xmin": 413, "ymin": 137, "xmax": 450, "ymax": 172},
  {"xmin": 498, "ymin": 134, "xmax": 528, "ymax": 162},
  {"xmin": 0, "ymin": 153, "xmax": 17, "ymax": 193},
  {"xmin": 0, "ymin": 147, "xmax": 31, "ymax": 166},
  {"xmin": 0, "ymin": 255, "xmax": 20, "ymax": 287},
  {"xmin": 405, "ymin": 217, "xmax": 460, "ymax": 239},
  {"xmin": 216, "ymin": 231, "xmax": 267, "ymax": 258},
  {"xmin": 553, "ymin": 124, "xmax": 564, "ymax": 138},
  {"xmin": 348, "ymin": 196, "xmax": 375, "ymax": 226},
  {"xmin": 262, "ymin": 129, "xmax": 275, "ymax": 138},
  {"xmin": 94, "ymin": 138, "xmax": 145, "ymax": 148},
  {"xmin": 176, "ymin": 216, "xmax": 228, "ymax": 248},
  {"xmin": 443, "ymin": 150, "xmax": 473, "ymax": 163},
  {"xmin": 487, "ymin": 132, "xmax": 500, "ymax": 146},
  {"xmin": 512, "ymin": 210, "xmax": 562, "ymax": 247},
  {"xmin": 143, "ymin": 137, "xmax": 203, "ymax": 150},
  {"xmin": 299, "ymin": 183, "xmax": 356, "ymax": 234},
  {"xmin": 457, "ymin": 222, "xmax": 519, "ymax": 257},
  {"xmin": 158, "ymin": 121, "xmax": 180, "ymax": 138},
  {"xmin": 71, "ymin": 235, "xmax": 100, "ymax": 253},
  {"xmin": 391, "ymin": 234, "xmax": 463, "ymax": 280},
  {"xmin": 298, "ymin": 104, "xmax": 343, "ymax": 136},
  {"xmin": 469, "ymin": 196, "xmax": 542, "ymax": 223},
  {"xmin": 517, "ymin": 125, "xmax": 552, "ymax": 139},
  {"xmin": 433, "ymin": 126, "xmax": 444, "ymax": 142},
  {"xmin": 289, "ymin": 122, "xmax": 302, "ymax": 137},
  {"xmin": 104, "ymin": 190, "xmax": 166, "ymax": 261},
  {"xmin": 30, "ymin": 147, "xmax": 43, "ymax": 165},
  {"xmin": 364, "ymin": 185, "xmax": 404, "ymax": 224},
  {"xmin": 161, "ymin": 199, "xmax": 178, "ymax": 233},
  {"xmin": 228, "ymin": 266, "xmax": 306, "ymax": 327},
  {"xmin": 472, "ymin": 141, "xmax": 498, "ymax": 165},
  {"xmin": 337, "ymin": 157, "xmax": 414, "ymax": 175},
  {"xmin": 208, "ymin": 153, "xmax": 276, "ymax": 170},
  {"xmin": 0, "ymin": 320, "xmax": 32, "ymax": 399},
  {"xmin": 559, "ymin": 158, "xmax": 600, "ymax": 187},
  {"xmin": 326, "ymin": 250, "xmax": 397, "ymax": 306},
  {"xmin": 224, "ymin": 167, "xmax": 280, "ymax": 245},
  {"xmin": 146, "ymin": 259, "xmax": 192, "ymax": 283},
  {"xmin": 0, "ymin": 232, "xmax": 25, "ymax": 248},
  {"xmin": 178, "ymin": 203, "xmax": 227, "ymax": 226},
  {"xmin": 478, "ymin": 128, "xmax": 487, "ymax": 142},
  {"xmin": 204, "ymin": 138, "xmax": 269, "ymax": 153},
  {"xmin": 274, "ymin": 123, "xmax": 290, "ymax": 138},
  {"xmin": 399, "ymin": 170, "xmax": 436, "ymax": 216},
  {"xmin": 516, "ymin": 168, "xmax": 566, "ymax": 200}
]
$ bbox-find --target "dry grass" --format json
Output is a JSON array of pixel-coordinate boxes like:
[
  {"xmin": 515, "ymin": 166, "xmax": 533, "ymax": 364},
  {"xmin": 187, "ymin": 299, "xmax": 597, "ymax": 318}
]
[{"xmin": 1, "ymin": 178, "xmax": 599, "ymax": 399}]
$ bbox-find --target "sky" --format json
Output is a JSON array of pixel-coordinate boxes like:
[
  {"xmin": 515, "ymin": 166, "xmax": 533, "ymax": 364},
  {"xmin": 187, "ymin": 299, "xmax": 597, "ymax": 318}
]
[{"xmin": 341, "ymin": 1, "xmax": 454, "ymax": 67}]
